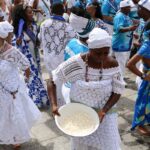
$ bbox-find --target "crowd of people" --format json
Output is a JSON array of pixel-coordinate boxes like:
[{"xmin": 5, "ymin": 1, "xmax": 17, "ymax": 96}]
[{"xmin": 0, "ymin": 0, "xmax": 150, "ymax": 149}]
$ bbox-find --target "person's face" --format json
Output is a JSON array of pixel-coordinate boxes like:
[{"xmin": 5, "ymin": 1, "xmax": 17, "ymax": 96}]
[
  {"xmin": 0, "ymin": 0, "xmax": 5, "ymax": 6},
  {"xmin": 122, "ymin": 6, "xmax": 131, "ymax": 14},
  {"xmin": 86, "ymin": 6, "xmax": 96, "ymax": 18},
  {"xmin": 0, "ymin": 16, "xmax": 4, "ymax": 22},
  {"xmin": 90, "ymin": 47, "xmax": 110, "ymax": 61},
  {"xmin": 6, "ymin": 32, "xmax": 14, "ymax": 44},
  {"xmin": 138, "ymin": 5, "xmax": 150, "ymax": 21},
  {"xmin": 14, "ymin": 0, "xmax": 22, "ymax": 5},
  {"xmin": 25, "ymin": 7, "xmax": 33, "ymax": 22},
  {"xmin": 132, "ymin": 0, "xmax": 140, "ymax": 4}
]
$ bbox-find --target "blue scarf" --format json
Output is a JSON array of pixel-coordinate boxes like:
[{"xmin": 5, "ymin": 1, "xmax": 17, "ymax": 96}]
[{"xmin": 50, "ymin": 15, "xmax": 65, "ymax": 22}]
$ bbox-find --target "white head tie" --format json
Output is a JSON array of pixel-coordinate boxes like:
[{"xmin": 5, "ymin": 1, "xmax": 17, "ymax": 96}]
[
  {"xmin": 69, "ymin": 13, "xmax": 89, "ymax": 33},
  {"xmin": 0, "ymin": 21, "xmax": 14, "ymax": 39},
  {"xmin": 69, "ymin": 13, "xmax": 95, "ymax": 38},
  {"xmin": 120, "ymin": 0, "xmax": 131, "ymax": 8},
  {"xmin": 87, "ymin": 28, "xmax": 112, "ymax": 49},
  {"xmin": 138, "ymin": 0, "xmax": 150, "ymax": 11}
]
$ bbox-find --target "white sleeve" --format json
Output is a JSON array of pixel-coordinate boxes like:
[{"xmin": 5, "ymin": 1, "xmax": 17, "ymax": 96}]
[
  {"xmin": 112, "ymin": 68, "xmax": 125, "ymax": 95},
  {"xmin": 5, "ymin": 48, "xmax": 30, "ymax": 71}
]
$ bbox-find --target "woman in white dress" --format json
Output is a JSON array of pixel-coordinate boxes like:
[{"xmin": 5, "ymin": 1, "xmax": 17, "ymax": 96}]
[
  {"xmin": 0, "ymin": 21, "xmax": 41, "ymax": 149},
  {"xmin": 48, "ymin": 28, "xmax": 125, "ymax": 150}
]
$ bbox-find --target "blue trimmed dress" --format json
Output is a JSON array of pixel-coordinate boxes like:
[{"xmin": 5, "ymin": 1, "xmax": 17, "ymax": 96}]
[
  {"xmin": 132, "ymin": 40, "xmax": 150, "ymax": 130},
  {"xmin": 13, "ymin": 21, "xmax": 49, "ymax": 108}
]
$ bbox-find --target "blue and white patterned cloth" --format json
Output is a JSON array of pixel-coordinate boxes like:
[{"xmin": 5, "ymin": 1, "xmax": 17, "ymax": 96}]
[
  {"xmin": 112, "ymin": 12, "xmax": 133, "ymax": 52},
  {"xmin": 132, "ymin": 40, "xmax": 150, "ymax": 130},
  {"xmin": 13, "ymin": 22, "xmax": 49, "ymax": 108}
]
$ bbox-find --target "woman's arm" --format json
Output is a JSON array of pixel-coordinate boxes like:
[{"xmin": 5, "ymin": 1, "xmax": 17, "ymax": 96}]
[
  {"xmin": 47, "ymin": 78, "xmax": 60, "ymax": 116},
  {"xmin": 25, "ymin": 68, "xmax": 30, "ymax": 79},
  {"xmin": 98, "ymin": 93, "xmax": 120, "ymax": 123},
  {"xmin": 127, "ymin": 54, "xmax": 150, "ymax": 81},
  {"xmin": 119, "ymin": 25, "xmax": 137, "ymax": 33},
  {"xmin": 127, "ymin": 54, "xmax": 143, "ymax": 77}
]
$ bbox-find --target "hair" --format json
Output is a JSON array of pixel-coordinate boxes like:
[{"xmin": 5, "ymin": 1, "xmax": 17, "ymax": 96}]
[
  {"xmin": 70, "ymin": 6, "xmax": 91, "ymax": 19},
  {"xmin": 51, "ymin": 3, "xmax": 65, "ymax": 16},
  {"xmin": 12, "ymin": 4, "xmax": 32, "ymax": 36},
  {"xmin": 91, "ymin": 2, "xmax": 103, "ymax": 20}
]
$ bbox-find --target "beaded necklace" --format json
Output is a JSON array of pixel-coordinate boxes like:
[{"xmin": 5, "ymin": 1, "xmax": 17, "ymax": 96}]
[{"xmin": 85, "ymin": 54, "xmax": 103, "ymax": 82}]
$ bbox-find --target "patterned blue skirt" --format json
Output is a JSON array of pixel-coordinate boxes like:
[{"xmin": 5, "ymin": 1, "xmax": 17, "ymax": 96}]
[{"xmin": 131, "ymin": 80, "xmax": 150, "ymax": 130}]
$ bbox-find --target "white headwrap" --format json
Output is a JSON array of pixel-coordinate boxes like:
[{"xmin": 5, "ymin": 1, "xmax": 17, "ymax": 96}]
[
  {"xmin": 120, "ymin": 0, "xmax": 131, "ymax": 8},
  {"xmin": 87, "ymin": 28, "xmax": 112, "ymax": 49},
  {"xmin": 69, "ymin": 13, "xmax": 89, "ymax": 32},
  {"xmin": 138, "ymin": 0, "xmax": 150, "ymax": 11},
  {"xmin": 69, "ymin": 13, "xmax": 95, "ymax": 38},
  {"xmin": 0, "ymin": 21, "xmax": 14, "ymax": 39}
]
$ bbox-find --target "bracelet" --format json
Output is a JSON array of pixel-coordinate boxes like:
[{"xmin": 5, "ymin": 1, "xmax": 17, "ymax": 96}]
[{"xmin": 140, "ymin": 73, "xmax": 147, "ymax": 80}]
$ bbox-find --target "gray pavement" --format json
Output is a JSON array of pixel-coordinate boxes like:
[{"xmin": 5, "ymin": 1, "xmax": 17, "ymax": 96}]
[{"xmin": 1, "ymin": 62, "xmax": 150, "ymax": 150}]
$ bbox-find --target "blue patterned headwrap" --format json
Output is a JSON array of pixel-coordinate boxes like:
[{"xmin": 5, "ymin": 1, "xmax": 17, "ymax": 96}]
[{"xmin": 69, "ymin": 13, "xmax": 95, "ymax": 38}]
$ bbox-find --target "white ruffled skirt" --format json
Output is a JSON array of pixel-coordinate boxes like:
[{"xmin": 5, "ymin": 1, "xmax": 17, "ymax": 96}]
[{"xmin": 0, "ymin": 79, "xmax": 41, "ymax": 145}]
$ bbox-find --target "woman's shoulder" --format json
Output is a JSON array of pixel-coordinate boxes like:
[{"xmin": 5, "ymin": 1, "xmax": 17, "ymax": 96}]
[{"xmin": 106, "ymin": 56, "xmax": 119, "ymax": 68}]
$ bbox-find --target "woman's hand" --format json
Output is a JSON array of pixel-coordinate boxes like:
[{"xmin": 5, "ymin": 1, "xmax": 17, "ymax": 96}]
[
  {"xmin": 16, "ymin": 37, "xmax": 22, "ymax": 45},
  {"xmin": 52, "ymin": 105, "xmax": 60, "ymax": 116},
  {"xmin": 98, "ymin": 110, "xmax": 106, "ymax": 123},
  {"xmin": 143, "ymin": 74, "xmax": 150, "ymax": 81},
  {"xmin": 129, "ymin": 25, "xmax": 138, "ymax": 31},
  {"xmin": 133, "ymin": 41, "xmax": 141, "ymax": 48}
]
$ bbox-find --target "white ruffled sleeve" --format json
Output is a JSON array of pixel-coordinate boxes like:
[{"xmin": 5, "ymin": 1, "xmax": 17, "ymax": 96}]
[
  {"xmin": 112, "ymin": 68, "xmax": 125, "ymax": 95},
  {"xmin": 52, "ymin": 55, "xmax": 83, "ymax": 84},
  {"xmin": 4, "ymin": 47, "xmax": 30, "ymax": 71},
  {"xmin": 52, "ymin": 63, "xmax": 67, "ymax": 84}
]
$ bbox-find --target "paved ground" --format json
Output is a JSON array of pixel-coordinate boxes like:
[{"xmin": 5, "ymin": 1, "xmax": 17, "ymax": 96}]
[{"xmin": 1, "ymin": 59, "xmax": 150, "ymax": 150}]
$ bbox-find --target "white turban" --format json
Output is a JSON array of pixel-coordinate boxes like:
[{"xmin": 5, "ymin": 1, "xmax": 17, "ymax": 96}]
[
  {"xmin": 87, "ymin": 28, "xmax": 112, "ymax": 49},
  {"xmin": 120, "ymin": 0, "xmax": 131, "ymax": 8},
  {"xmin": 0, "ymin": 21, "xmax": 14, "ymax": 39},
  {"xmin": 138, "ymin": 0, "xmax": 150, "ymax": 11}
]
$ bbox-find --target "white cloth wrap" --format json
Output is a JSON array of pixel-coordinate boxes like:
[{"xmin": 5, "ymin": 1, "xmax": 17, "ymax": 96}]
[
  {"xmin": 138, "ymin": 0, "xmax": 150, "ymax": 11},
  {"xmin": 87, "ymin": 28, "xmax": 112, "ymax": 49},
  {"xmin": 69, "ymin": 13, "xmax": 89, "ymax": 33}
]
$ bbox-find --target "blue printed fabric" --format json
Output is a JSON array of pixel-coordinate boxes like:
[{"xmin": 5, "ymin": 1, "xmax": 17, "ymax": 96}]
[
  {"xmin": 112, "ymin": 12, "xmax": 133, "ymax": 52},
  {"xmin": 132, "ymin": 40, "xmax": 150, "ymax": 130},
  {"xmin": 101, "ymin": 0, "xmax": 121, "ymax": 25},
  {"xmin": 64, "ymin": 38, "xmax": 89, "ymax": 61}
]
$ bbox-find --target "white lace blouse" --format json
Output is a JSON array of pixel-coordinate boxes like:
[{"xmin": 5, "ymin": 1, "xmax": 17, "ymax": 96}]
[
  {"xmin": 52, "ymin": 54, "xmax": 125, "ymax": 149},
  {"xmin": 52, "ymin": 54, "xmax": 125, "ymax": 109},
  {"xmin": 0, "ymin": 46, "xmax": 30, "ymax": 92}
]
